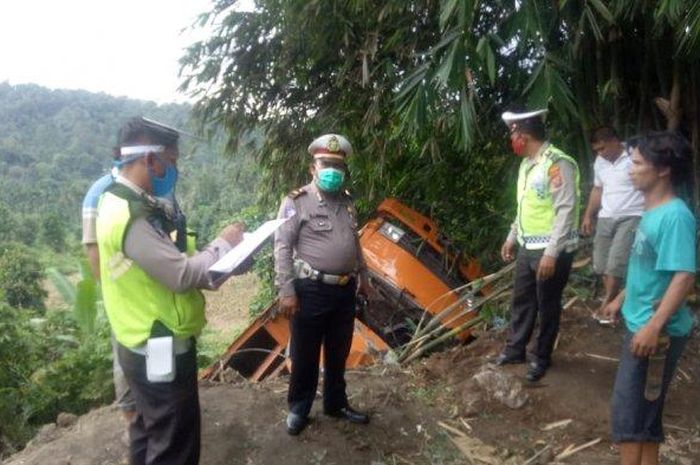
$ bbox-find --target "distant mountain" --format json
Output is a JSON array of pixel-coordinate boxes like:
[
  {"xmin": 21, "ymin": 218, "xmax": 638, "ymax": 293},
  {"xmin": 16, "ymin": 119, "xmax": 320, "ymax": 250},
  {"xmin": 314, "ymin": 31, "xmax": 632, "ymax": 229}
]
[{"xmin": 0, "ymin": 82, "xmax": 257, "ymax": 246}]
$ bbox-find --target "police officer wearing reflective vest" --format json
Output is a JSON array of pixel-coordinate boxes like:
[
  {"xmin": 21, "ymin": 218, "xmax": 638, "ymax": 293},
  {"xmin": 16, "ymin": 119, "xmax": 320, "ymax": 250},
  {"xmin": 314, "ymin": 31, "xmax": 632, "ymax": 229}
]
[
  {"xmin": 274, "ymin": 134, "xmax": 372, "ymax": 435},
  {"xmin": 496, "ymin": 108, "xmax": 580, "ymax": 382},
  {"xmin": 97, "ymin": 117, "xmax": 244, "ymax": 465}
]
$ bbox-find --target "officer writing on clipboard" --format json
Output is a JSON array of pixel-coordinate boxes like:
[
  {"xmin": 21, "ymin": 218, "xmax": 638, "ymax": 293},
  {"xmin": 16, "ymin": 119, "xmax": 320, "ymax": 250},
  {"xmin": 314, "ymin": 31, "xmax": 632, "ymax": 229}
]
[{"xmin": 97, "ymin": 117, "xmax": 244, "ymax": 465}]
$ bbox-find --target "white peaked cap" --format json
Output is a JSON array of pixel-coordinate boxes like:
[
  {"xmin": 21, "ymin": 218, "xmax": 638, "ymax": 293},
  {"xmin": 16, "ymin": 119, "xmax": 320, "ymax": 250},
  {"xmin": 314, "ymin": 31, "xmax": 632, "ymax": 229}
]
[
  {"xmin": 501, "ymin": 109, "xmax": 548, "ymax": 125},
  {"xmin": 307, "ymin": 134, "xmax": 353, "ymax": 159}
]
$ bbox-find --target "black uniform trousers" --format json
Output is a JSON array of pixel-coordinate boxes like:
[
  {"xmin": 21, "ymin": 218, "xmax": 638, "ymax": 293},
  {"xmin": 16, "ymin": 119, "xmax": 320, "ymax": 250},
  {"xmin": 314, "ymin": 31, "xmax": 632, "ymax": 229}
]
[
  {"xmin": 117, "ymin": 342, "xmax": 200, "ymax": 465},
  {"xmin": 504, "ymin": 248, "xmax": 574, "ymax": 367},
  {"xmin": 288, "ymin": 278, "xmax": 356, "ymax": 418}
]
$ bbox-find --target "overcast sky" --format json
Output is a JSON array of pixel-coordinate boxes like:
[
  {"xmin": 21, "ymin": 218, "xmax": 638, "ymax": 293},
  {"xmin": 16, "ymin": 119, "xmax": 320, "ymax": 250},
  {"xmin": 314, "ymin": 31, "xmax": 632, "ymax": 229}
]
[{"xmin": 0, "ymin": 0, "xmax": 252, "ymax": 103}]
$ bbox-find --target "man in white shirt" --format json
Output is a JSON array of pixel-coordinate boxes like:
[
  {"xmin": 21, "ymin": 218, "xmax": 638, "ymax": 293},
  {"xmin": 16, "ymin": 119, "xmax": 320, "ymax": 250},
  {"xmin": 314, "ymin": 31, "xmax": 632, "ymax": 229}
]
[{"xmin": 581, "ymin": 127, "xmax": 644, "ymax": 319}]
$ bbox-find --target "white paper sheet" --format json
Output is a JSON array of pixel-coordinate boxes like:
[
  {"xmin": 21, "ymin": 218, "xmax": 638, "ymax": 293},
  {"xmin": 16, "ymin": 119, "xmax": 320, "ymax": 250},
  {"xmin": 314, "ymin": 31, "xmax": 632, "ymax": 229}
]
[
  {"xmin": 207, "ymin": 218, "xmax": 288, "ymax": 286},
  {"xmin": 146, "ymin": 336, "xmax": 175, "ymax": 382}
]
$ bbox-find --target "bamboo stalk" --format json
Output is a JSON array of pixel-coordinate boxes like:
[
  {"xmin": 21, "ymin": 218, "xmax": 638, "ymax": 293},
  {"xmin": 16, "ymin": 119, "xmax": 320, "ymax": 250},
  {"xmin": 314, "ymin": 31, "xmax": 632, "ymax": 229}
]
[
  {"xmin": 399, "ymin": 281, "xmax": 512, "ymax": 358},
  {"xmin": 407, "ymin": 278, "xmax": 512, "ymax": 344},
  {"xmin": 584, "ymin": 353, "xmax": 619, "ymax": 363},
  {"xmin": 406, "ymin": 278, "xmax": 512, "ymax": 345},
  {"xmin": 555, "ymin": 437, "xmax": 602, "ymax": 460},
  {"xmin": 412, "ymin": 262, "xmax": 516, "ymax": 337},
  {"xmin": 522, "ymin": 444, "xmax": 551, "ymax": 465},
  {"xmin": 437, "ymin": 420, "xmax": 467, "ymax": 438},
  {"xmin": 401, "ymin": 315, "xmax": 486, "ymax": 363}
]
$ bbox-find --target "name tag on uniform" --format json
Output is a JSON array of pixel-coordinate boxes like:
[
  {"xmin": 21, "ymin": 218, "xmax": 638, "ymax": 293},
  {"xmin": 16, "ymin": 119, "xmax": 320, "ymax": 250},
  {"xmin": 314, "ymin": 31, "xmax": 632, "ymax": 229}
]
[{"xmin": 146, "ymin": 336, "xmax": 175, "ymax": 383}]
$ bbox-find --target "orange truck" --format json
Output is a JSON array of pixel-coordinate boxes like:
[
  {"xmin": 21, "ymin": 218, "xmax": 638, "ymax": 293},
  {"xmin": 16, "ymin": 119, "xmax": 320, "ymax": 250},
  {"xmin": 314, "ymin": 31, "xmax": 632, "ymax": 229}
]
[{"xmin": 201, "ymin": 199, "xmax": 481, "ymax": 382}]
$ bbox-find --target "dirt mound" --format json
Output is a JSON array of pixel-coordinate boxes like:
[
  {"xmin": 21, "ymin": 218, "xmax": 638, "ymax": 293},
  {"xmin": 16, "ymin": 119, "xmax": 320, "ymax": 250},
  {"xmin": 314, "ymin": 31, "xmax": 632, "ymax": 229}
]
[{"xmin": 5, "ymin": 302, "xmax": 699, "ymax": 465}]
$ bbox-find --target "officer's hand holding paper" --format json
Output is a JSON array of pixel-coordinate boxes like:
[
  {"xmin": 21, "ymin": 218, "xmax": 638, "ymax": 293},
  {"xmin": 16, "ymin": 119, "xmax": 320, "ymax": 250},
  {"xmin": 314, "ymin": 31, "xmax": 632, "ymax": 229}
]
[
  {"xmin": 208, "ymin": 218, "xmax": 289, "ymax": 287},
  {"xmin": 218, "ymin": 222, "xmax": 246, "ymax": 248}
]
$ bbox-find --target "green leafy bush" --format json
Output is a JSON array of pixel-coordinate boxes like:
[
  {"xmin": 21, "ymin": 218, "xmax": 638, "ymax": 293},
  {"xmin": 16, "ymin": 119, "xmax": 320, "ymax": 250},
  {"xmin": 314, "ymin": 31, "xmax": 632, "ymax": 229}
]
[
  {"xmin": 0, "ymin": 243, "xmax": 47, "ymax": 310},
  {"xmin": 0, "ymin": 303, "xmax": 113, "ymax": 458}
]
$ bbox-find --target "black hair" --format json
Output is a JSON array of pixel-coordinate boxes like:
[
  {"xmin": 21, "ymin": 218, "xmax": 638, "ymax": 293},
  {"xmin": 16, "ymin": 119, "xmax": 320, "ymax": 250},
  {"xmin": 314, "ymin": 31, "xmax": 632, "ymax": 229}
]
[
  {"xmin": 117, "ymin": 116, "xmax": 179, "ymax": 149},
  {"xmin": 628, "ymin": 131, "xmax": 694, "ymax": 198},
  {"xmin": 590, "ymin": 126, "xmax": 619, "ymax": 144}
]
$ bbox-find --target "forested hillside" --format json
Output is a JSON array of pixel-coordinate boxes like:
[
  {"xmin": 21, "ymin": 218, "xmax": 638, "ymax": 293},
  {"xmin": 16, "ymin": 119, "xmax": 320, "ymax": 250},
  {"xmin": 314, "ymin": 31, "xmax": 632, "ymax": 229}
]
[{"xmin": 0, "ymin": 81, "xmax": 258, "ymax": 249}]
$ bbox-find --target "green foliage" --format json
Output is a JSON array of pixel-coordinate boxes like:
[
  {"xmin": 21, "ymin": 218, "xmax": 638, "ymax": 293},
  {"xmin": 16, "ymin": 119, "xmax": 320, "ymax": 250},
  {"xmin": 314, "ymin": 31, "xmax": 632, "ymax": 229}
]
[
  {"xmin": 40, "ymin": 213, "xmax": 67, "ymax": 252},
  {"xmin": 45, "ymin": 267, "xmax": 76, "ymax": 306},
  {"xmin": 177, "ymin": 0, "xmax": 533, "ymax": 260},
  {"xmin": 23, "ymin": 311, "xmax": 113, "ymax": 426},
  {"xmin": 0, "ymin": 304, "xmax": 113, "ymax": 456},
  {"xmin": 0, "ymin": 243, "xmax": 47, "ymax": 310},
  {"xmin": 182, "ymin": 0, "xmax": 700, "ymax": 265},
  {"xmin": 0, "ymin": 303, "xmax": 37, "ymax": 450},
  {"xmin": 73, "ymin": 261, "xmax": 100, "ymax": 333}
]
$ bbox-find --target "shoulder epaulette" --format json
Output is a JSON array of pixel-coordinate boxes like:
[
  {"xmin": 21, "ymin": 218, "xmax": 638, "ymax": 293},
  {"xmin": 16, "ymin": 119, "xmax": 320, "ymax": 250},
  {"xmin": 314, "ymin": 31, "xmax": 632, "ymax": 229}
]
[
  {"xmin": 288, "ymin": 188, "xmax": 307, "ymax": 199},
  {"xmin": 544, "ymin": 147, "xmax": 559, "ymax": 162}
]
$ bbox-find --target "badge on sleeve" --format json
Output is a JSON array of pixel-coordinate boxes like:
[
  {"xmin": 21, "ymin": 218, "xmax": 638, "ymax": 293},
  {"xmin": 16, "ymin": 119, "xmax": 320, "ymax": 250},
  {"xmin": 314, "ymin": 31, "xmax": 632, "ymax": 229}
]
[
  {"xmin": 548, "ymin": 164, "xmax": 563, "ymax": 190},
  {"xmin": 283, "ymin": 201, "xmax": 297, "ymax": 219}
]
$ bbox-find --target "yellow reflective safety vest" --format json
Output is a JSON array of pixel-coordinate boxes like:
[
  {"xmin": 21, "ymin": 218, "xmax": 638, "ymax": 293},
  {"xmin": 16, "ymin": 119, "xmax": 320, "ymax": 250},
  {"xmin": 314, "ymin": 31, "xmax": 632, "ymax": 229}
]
[
  {"xmin": 516, "ymin": 144, "xmax": 580, "ymax": 250},
  {"xmin": 96, "ymin": 184, "xmax": 205, "ymax": 348}
]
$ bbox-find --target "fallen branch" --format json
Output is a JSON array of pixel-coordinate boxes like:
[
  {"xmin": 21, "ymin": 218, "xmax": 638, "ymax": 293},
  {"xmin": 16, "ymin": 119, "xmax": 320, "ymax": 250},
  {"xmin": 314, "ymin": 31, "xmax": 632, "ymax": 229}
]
[
  {"xmin": 398, "ymin": 280, "xmax": 512, "ymax": 362},
  {"xmin": 459, "ymin": 417, "xmax": 473, "ymax": 432},
  {"xmin": 541, "ymin": 419, "xmax": 572, "ymax": 431},
  {"xmin": 438, "ymin": 420, "xmax": 467, "ymax": 438},
  {"xmin": 392, "ymin": 454, "xmax": 418, "ymax": 465},
  {"xmin": 585, "ymin": 353, "xmax": 619, "ymax": 362},
  {"xmin": 411, "ymin": 263, "xmax": 514, "ymax": 338},
  {"xmin": 555, "ymin": 437, "xmax": 602, "ymax": 460},
  {"xmin": 677, "ymin": 368, "xmax": 692, "ymax": 382},
  {"xmin": 563, "ymin": 296, "xmax": 579, "ymax": 310},
  {"xmin": 522, "ymin": 444, "xmax": 551, "ymax": 465},
  {"xmin": 406, "ymin": 263, "xmax": 516, "ymax": 350},
  {"xmin": 401, "ymin": 315, "xmax": 486, "ymax": 363},
  {"xmin": 665, "ymin": 423, "xmax": 690, "ymax": 432}
]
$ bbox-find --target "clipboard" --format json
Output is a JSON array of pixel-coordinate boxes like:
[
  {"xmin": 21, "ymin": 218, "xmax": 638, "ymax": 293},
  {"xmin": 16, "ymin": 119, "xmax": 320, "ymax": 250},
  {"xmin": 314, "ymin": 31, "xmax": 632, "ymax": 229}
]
[{"xmin": 207, "ymin": 218, "xmax": 288, "ymax": 287}]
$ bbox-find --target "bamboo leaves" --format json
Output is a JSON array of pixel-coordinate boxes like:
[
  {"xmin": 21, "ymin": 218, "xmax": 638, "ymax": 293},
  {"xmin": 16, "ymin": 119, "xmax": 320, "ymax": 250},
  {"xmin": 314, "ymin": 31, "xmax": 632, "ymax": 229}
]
[
  {"xmin": 587, "ymin": 0, "xmax": 615, "ymax": 25},
  {"xmin": 476, "ymin": 36, "xmax": 496, "ymax": 85},
  {"xmin": 435, "ymin": 36, "xmax": 465, "ymax": 87},
  {"xmin": 675, "ymin": 1, "xmax": 700, "ymax": 57},
  {"xmin": 440, "ymin": 0, "xmax": 460, "ymax": 31},
  {"xmin": 523, "ymin": 57, "xmax": 578, "ymax": 121}
]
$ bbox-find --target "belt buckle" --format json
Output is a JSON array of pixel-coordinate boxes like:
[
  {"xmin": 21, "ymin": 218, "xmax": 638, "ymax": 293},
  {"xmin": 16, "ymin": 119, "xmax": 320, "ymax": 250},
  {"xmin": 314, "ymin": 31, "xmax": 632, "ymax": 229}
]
[{"xmin": 337, "ymin": 275, "xmax": 350, "ymax": 286}]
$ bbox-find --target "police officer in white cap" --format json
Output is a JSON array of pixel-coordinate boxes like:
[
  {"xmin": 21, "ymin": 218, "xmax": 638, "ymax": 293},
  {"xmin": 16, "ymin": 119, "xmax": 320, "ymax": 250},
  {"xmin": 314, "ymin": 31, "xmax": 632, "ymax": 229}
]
[
  {"xmin": 274, "ymin": 134, "xmax": 371, "ymax": 435},
  {"xmin": 495, "ymin": 107, "xmax": 581, "ymax": 382}
]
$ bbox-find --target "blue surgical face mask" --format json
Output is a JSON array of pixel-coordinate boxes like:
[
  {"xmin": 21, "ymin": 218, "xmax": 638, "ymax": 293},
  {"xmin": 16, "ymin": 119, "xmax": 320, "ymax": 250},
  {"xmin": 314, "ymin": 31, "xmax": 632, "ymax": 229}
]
[
  {"xmin": 147, "ymin": 155, "xmax": 178, "ymax": 197},
  {"xmin": 316, "ymin": 167, "xmax": 345, "ymax": 192}
]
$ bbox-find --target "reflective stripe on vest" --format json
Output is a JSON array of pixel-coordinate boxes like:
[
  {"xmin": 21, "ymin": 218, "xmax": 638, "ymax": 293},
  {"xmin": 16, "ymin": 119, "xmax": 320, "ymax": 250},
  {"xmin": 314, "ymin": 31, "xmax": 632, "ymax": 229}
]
[
  {"xmin": 516, "ymin": 145, "xmax": 581, "ymax": 250},
  {"xmin": 96, "ymin": 189, "xmax": 205, "ymax": 348}
]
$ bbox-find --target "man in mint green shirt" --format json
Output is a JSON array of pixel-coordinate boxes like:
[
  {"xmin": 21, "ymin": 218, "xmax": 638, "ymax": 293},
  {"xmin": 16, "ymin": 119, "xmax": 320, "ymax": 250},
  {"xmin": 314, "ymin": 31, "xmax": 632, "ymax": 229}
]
[{"xmin": 603, "ymin": 132, "xmax": 696, "ymax": 465}]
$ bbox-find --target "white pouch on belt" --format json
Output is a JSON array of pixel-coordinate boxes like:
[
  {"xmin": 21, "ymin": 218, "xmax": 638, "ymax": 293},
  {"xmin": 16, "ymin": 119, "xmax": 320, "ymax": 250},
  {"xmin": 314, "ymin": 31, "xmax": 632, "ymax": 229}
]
[{"xmin": 146, "ymin": 336, "xmax": 176, "ymax": 383}]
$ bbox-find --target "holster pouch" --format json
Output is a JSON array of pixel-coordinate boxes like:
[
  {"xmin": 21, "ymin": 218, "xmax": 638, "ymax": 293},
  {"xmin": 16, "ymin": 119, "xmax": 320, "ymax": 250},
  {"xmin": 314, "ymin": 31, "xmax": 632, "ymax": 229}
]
[{"xmin": 146, "ymin": 320, "xmax": 176, "ymax": 383}]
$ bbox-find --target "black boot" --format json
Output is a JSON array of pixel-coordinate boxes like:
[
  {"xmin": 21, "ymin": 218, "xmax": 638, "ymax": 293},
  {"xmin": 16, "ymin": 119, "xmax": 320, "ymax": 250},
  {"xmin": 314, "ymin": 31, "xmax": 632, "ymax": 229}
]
[
  {"xmin": 324, "ymin": 406, "xmax": 370, "ymax": 424},
  {"xmin": 286, "ymin": 412, "xmax": 310, "ymax": 435}
]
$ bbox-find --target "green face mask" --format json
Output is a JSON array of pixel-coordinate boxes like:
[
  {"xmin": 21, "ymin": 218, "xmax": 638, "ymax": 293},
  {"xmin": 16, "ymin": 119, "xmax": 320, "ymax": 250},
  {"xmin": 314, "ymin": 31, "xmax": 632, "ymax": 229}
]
[{"xmin": 316, "ymin": 167, "xmax": 345, "ymax": 192}]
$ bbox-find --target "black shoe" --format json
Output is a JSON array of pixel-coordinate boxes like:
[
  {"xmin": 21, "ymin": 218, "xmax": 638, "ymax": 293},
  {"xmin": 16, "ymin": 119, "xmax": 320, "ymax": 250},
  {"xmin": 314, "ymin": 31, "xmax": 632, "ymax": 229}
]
[
  {"xmin": 324, "ymin": 406, "xmax": 370, "ymax": 424},
  {"xmin": 494, "ymin": 352, "xmax": 526, "ymax": 366},
  {"xmin": 286, "ymin": 412, "xmax": 309, "ymax": 435},
  {"xmin": 526, "ymin": 363, "xmax": 547, "ymax": 382}
]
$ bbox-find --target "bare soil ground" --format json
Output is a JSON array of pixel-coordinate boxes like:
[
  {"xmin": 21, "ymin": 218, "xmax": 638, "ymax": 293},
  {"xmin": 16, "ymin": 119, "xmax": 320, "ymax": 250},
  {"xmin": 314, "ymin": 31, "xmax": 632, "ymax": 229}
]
[{"xmin": 5, "ymin": 300, "xmax": 699, "ymax": 465}]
